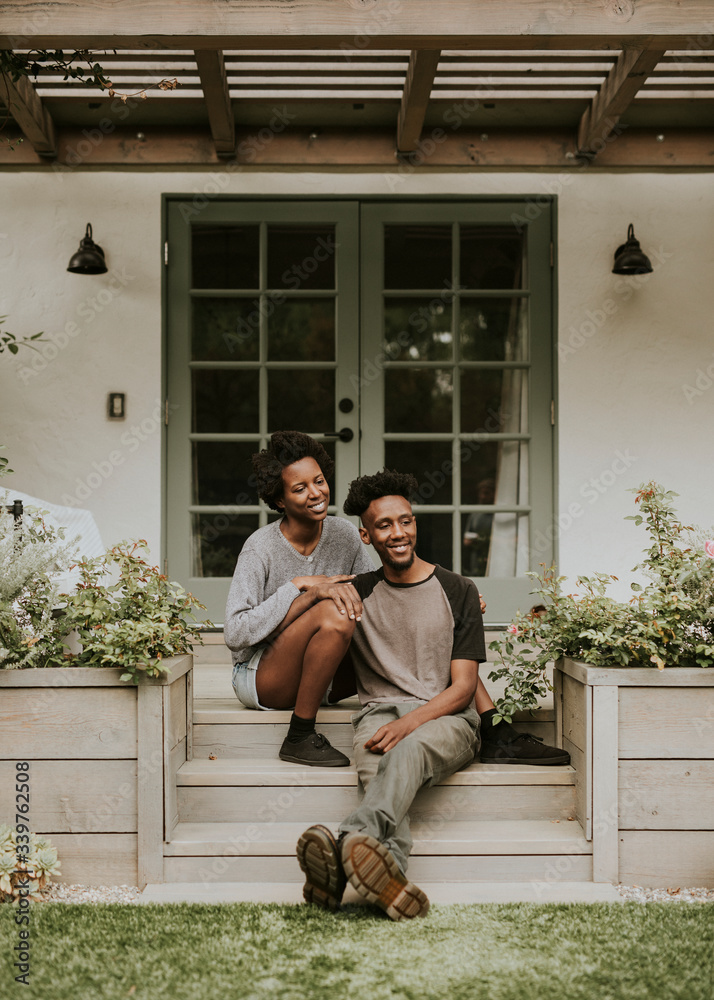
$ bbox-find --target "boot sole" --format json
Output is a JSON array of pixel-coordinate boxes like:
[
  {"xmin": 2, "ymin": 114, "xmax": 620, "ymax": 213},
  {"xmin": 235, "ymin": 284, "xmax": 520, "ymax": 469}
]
[
  {"xmin": 296, "ymin": 825, "xmax": 346, "ymax": 912},
  {"xmin": 479, "ymin": 752, "xmax": 571, "ymax": 766},
  {"xmin": 341, "ymin": 832, "xmax": 429, "ymax": 921},
  {"xmin": 279, "ymin": 751, "xmax": 350, "ymax": 767}
]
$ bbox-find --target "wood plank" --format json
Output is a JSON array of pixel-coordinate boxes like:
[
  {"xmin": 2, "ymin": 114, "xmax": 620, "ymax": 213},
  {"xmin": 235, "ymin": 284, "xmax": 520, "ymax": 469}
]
[
  {"xmin": 3, "ymin": 126, "xmax": 714, "ymax": 167},
  {"xmin": 167, "ymin": 673, "xmax": 187, "ymax": 750},
  {"xmin": 619, "ymin": 687, "xmax": 714, "ymax": 758},
  {"xmin": 618, "ymin": 760, "xmax": 714, "ymax": 830},
  {"xmin": 194, "ymin": 49, "xmax": 235, "ymax": 156},
  {"xmin": 178, "ymin": 782, "xmax": 576, "ymax": 825},
  {"xmin": 137, "ymin": 684, "xmax": 164, "ymax": 887},
  {"xmin": 563, "ymin": 737, "xmax": 590, "ymax": 841},
  {"xmin": 0, "ymin": 656, "xmax": 192, "ymax": 686},
  {"xmin": 619, "ymin": 831, "xmax": 714, "ymax": 888},
  {"xmin": 397, "ymin": 49, "xmax": 440, "ymax": 152},
  {"xmin": 165, "ymin": 738, "xmax": 186, "ymax": 842},
  {"xmin": 562, "ymin": 672, "xmax": 587, "ymax": 752},
  {"xmin": 164, "ymin": 852, "xmax": 592, "ymax": 884},
  {"xmin": 50, "ymin": 833, "xmax": 138, "ymax": 886},
  {"xmin": 578, "ymin": 46, "xmax": 666, "ymax": 156},
  {"xmin": 1, "ymin": 1, "xmax": 712, "ymax": 49},
  {"xmin": 0, "ymin": 760, "xmax": 136, "ymax": 833},
  {"xmin": 0, "ymin": 687, "xmax": 137, "ymax": 759},
  {"xmin": 186, "ymin": 665, "xmax": 193, "ymax": 761},
  {"xmin": 591, "ymin": 686, "xmax": 619, "ymax": 883},
  {"xmin": 559, "ymin": 659, "xmax": 714, "ymax": 687},
  {"xmin": 0, "ymin": 68, "xmax": 56, "ymax": 155}
]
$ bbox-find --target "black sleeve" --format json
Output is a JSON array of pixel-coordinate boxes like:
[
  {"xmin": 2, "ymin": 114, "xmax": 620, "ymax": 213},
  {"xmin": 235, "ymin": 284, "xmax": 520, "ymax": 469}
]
[
  {"xmin": 434, "ymin": 566, "xmax": 487, "ymax": 663},
  {"xmin": 350, "ymin": 568, "xmax": 383, "ymax": 601}
]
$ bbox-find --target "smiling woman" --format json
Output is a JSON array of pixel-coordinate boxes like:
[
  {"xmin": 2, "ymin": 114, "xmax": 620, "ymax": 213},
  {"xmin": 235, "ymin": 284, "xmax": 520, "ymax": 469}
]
[{"xmin": 223, "ymin": 431, "xmax": 375, "ymax": 766}]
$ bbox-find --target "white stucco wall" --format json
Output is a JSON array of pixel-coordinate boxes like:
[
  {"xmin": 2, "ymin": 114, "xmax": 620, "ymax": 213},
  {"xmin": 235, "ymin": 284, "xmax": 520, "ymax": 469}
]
[{"xmin": 1, "ymin": 167, "xmax": 712, "ymax": 599}]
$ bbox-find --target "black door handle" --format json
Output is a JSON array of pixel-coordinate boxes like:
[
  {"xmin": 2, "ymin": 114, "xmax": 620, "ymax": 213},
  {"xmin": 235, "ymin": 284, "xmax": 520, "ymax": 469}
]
[{"xmin": 324, "ymin": 428, "xmax": 354, "ymax": 443}]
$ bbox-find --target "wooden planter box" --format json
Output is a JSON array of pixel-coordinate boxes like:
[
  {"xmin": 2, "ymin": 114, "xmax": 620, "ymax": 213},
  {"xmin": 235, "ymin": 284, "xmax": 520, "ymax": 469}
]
[
  {"xmin": 0, "ymin": 656, "xmax": 192, "ymax": 888},
  {"xmin": 555, "ymin": 658, "xmax": 714, "ymax": 887}
]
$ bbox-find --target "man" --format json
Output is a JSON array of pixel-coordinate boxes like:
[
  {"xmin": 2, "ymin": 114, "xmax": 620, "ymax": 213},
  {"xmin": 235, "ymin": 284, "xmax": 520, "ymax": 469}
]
[{"xmin": 296, "ymin": 469, "xmax": 569, "ymax": 921}]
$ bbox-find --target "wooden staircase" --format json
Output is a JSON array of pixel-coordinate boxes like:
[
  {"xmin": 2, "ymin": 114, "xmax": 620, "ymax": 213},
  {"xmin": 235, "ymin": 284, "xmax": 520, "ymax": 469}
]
[{"xmin": 156, "ymin": 634, "xmax": 600, "ymax": 894}]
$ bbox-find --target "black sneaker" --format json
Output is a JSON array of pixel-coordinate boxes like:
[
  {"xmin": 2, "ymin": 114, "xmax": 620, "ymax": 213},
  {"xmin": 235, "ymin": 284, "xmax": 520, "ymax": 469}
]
[
  {"xmin": 340, "ymin": 832, "xmax": 430, "ymax": 921},
  {"xmin": 279, "ymin": 732, "xmax": 350, "ymax": 767},
  {"xmin": 297, "ymin": 825, "xmax": 346, "ymax": 911},
  {"xmin": 480, "ymin": 731, "xmax": 571, "ymax": 766}
]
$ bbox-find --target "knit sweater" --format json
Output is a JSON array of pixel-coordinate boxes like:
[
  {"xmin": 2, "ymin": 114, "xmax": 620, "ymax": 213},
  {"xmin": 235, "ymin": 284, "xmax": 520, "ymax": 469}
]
[{"xmin": 223, "ymin": 516, "xmax": 375, "ymax": 664}]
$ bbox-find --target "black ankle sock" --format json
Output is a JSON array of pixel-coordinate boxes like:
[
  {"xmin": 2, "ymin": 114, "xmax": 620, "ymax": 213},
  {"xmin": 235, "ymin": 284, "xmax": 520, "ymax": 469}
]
[{"xmin": 286, "ymin": 712, "xmax": 317, "ymax": 744}]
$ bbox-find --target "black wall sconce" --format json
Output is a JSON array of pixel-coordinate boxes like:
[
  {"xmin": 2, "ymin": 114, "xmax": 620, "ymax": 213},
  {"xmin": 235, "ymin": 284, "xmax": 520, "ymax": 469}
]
[
  {"xmin": 612, "ymin": 224, "xmax": 653, "ymax": 275},
  {"xmin": 67, "ymin": 223, "xmax": 108, "ymax": 274}
]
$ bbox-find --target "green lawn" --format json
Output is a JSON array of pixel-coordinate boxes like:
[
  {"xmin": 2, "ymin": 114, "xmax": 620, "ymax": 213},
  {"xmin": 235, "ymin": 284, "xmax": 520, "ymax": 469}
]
[{"xmin": 1, "ymin": 902, "xmax": 713, "ymax": 1000}]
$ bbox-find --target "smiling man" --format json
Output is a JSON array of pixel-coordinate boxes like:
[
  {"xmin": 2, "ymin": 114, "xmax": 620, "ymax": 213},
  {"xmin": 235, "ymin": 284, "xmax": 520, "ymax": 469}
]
[{"xmin": 296, "ymin": 469, "xmax": 485, "ymax": 920}]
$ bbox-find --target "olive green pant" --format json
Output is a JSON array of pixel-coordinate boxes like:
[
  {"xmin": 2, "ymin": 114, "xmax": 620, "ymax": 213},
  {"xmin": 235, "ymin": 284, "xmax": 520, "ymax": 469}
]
[{"xmin": 338, "ymin": 702, "xmax": 480, "ymax": 874}]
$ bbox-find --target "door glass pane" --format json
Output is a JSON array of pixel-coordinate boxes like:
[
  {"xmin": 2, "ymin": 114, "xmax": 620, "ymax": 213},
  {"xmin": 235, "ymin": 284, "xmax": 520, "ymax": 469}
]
[
  {"xmin": 268, "ymin": 370, "xmax": 335, "ymax": 433},
  {"xmin": 268, "ymin": 298, "xmax": 335, "ymax": 361},
  {"xmin": 461, "ymin": 512, "xmax": 529, "ymax": 577},
  {"xmin": 384, "ymin": 225, "xmax": 451, "ymax": 289},
  {"xmin": 413, "ymin": 513, "xmax": 452, "ymax": 570},
  {"xmin": 192, "ymin": 224, "xmax": 260, "ymax": 289},
  {"xmin": 267, "ymin": 224, "xmax": 336, "ymax": 290},
  {"xmin": 384, "ymin": 441, "xmax": 452, "ymax": 504},
  {"xmin": 460, "ymin": 298, "xmax": 527, "ymax": 362},
  {"xmin": 385, "ymin": 369, "xmax": 452, "ymax": 433},
  {"xmin": 192, "ymin": 298, "xmax": 260, "ymax": 361},
  {"xmin": 192, "ymin": 370, "xmax": 260, "ymax": 433},
  {"xmin": 461, "ymin": 442, "xmax": 528, "ymax": 506},
  {"xmin": 460, "ymin": 225, "xmax": 525, "ymax": 290},
  {"xmin": 461, "ymin": 369, "xmax": 528, "ymax": 434},
  {"xmin": 384, "ymin": 298, "xmax": 453, "ymax": 361},
  {"xmin": 192, "ymin": 442, "xmax": 258, "ymax": 505},
  {"xmin": 192, "ymin": 513, "xmax": 259, "ymax": 577}
]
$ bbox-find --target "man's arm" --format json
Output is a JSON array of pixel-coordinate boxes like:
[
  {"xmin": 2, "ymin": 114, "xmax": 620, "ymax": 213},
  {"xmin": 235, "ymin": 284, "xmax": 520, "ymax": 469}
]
[{"xmin": 363, "ymin": 659, "xmax": 479, "ymax": 755}]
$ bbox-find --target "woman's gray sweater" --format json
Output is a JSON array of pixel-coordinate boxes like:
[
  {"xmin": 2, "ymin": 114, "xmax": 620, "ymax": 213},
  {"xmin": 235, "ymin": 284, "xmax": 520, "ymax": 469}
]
[{"xmin": 223, "ymin": 516, "xmax": 375, "ymax": 664}]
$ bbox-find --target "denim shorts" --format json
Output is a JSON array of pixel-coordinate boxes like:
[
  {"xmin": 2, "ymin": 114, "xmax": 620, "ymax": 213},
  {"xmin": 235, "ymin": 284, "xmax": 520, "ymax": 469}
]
[{"xmin": 231, "ymin": 645, "xmax": 333, "ymax": 711}]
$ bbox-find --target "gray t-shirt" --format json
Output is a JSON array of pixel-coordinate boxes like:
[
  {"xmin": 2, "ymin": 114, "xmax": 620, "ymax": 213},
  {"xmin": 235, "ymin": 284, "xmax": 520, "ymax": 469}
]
[
  {"xmin": 350, "ymin": 566, "xmax": 486, "ymax": 706},
  {"xmin": 224, "ymin": 516, "xmax": 374, "ymax": 664}
]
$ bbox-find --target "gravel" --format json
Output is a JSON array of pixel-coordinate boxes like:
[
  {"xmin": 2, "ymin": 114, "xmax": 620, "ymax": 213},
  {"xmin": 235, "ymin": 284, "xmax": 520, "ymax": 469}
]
[{"xmin": 30, "ymin": 883, "xmax": 714, "ymax": 905}]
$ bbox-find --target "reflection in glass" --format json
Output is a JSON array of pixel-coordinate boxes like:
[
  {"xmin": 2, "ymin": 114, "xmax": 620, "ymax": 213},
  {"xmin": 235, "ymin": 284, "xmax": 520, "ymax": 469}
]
[
  {"xmin": 459, "ymin": 442, "xmax": 499, "ymax": 504},
  {"xmin": 460, "ymin": 298, "xmax": 527, "ymax": 362},
  {"xmin": 268, "ymin": 299, "xmax": 335, "ymax": 361},
  {"xmin": 192, "ymin": 370, "xmax": 259, "ymax": 433},
  {"xmin": 192, "ymin": 513, "xmax": 259, "ymax": 577},
  {"xmin": 192, "ymin": 442, "xmax": 258, "ymax": 506},
  {"xmin": 384, "ymin": 225, "xmax": 452, "ymax": 289},
  {"xmin": 461, "ymin": 512, "xmax": 529, "ymax": 577},
  {"xmin": 461, "ymin": 369, "xmax": 528, "ymax": 434},
  {"xmin": 192, "ymin": 225, "xmax": 260, "ymax": 289},
  {"xmin": 267, "ymin": 225, "xmax": 336, "ymax": 290},
  {"xmin": 460, "ymin": 225, "xmax": 525, "ymax": 290},
  {"xmin": 385, "ymin": 369, "xmax": 452, "ymax": 433},
  {"xmin": 192, "ymin": 298, "xmax": 260, "ymax": 362},
  {"xmin": 412, "ymin": 513, "xmax": 452, "ymax": 570},
  {"xmin": 268, "ymin": 370, "xmax": 335, "ymax": 433},
  {"xmin": 384, "ymin": 298, "xmax": 452, "ymax": 361},
  {"xmin": 385, "ymin": 441, "xmax": 452, "ymax": 504}
]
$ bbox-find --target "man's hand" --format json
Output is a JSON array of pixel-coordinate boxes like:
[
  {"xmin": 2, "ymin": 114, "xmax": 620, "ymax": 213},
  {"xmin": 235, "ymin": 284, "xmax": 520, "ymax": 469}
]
[
  {"xmin": 480, "ymin": 593, "xmax": 486, "ymax": 614},
  {"xmin": 364, "ymin": 714, "xmax": 418, "ymax": 754},
  {"xmin": 311, "ymin": 580, "xmax": 363, "ymax": 621}
]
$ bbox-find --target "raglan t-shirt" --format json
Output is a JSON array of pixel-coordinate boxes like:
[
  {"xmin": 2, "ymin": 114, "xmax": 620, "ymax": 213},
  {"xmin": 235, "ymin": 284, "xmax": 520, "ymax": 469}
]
[{"xmin": 349, "ymin": 565, "xmax": 486, "ymax": 706}]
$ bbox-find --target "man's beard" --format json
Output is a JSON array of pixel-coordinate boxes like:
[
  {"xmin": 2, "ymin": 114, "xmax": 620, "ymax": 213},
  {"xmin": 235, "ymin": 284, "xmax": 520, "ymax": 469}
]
[{"xmin": 383, "ymin": 548, "xmax": 415, "ymax": 572}]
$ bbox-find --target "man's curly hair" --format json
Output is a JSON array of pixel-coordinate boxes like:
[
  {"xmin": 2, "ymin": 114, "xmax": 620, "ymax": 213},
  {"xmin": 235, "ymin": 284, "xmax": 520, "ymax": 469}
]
[
  {"xmin": 343, "ymin": 469, "xmax": 419, "ymax": 519},
  {"xmin": 251, "ymin": 431, "xmax": 334, "ymax": 512}
]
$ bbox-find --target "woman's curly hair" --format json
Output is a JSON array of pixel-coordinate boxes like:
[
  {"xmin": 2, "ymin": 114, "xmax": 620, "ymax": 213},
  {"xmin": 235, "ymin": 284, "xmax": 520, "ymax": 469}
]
[
  {"xmin": 251, "ymin": 431, "xmax": 334, "ymax": 512},
  {"xmin": 343, "ymin": 469, "xmax": 419, "ymax": 518}
]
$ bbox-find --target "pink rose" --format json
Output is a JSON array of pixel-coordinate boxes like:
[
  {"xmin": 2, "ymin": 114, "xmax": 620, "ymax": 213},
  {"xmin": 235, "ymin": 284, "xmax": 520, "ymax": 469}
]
[
  {"xmin": 507, "ymin": 624, "xmax": 518, "ymax": 634},
  {"xmin": 705, "ymin": 540, "xmax": 714, "ymax": 558}
]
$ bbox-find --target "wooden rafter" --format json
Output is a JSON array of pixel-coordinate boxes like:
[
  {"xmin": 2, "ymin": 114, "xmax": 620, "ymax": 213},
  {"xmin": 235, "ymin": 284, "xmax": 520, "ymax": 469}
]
[
  {"xmin": 0, "ymin": 70, "xmax": 56, "ymax": 156},
  {"xmin": 1, "ymin": 0, "xmax": 714, "ymax": 50},
  {"xmin": 193, "ymin": 49, "xmax": 235, "ymax": 156},
  {"xmin": 397, "ymin": 50, "xmax": 440, "ymax": 153},
  {"xmin": 577, "ymin": 46, "xmax": 666, "ymax": 156}
]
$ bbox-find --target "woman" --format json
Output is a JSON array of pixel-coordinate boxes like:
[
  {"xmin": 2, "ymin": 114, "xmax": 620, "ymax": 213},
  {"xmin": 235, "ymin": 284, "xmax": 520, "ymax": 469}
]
[{"xmin": 224, "ymin": 431, "xmax": 375, "ymax": 767}]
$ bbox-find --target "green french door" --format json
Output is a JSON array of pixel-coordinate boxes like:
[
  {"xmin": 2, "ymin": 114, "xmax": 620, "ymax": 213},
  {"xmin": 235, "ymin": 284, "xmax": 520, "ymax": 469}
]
[{"xmin": 165, "ymin": 197, "xmax": 554, "ymax": 623}]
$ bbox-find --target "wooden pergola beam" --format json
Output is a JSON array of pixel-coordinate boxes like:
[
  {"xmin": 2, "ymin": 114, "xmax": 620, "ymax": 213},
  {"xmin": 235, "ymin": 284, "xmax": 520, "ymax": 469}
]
[
  {"xmin": 1, "ymin": 0, "xmax": 713, "ymax": 50},
  {"xmin": 0, "ymin": 70, "xmax": 56, "ymax": 156},
  {"xmin": 2, "ymin": 126, "xmax": 713, "ymax": 169},
  {"xmin": 577, "ymin": 45, "xmax": 666, "ymax": 156},
  {"xmin": 193, "ymin": 49, "xmax": 235, "ymax": 157},
  {"xmin": 397, "ymin": 50, "xmax": 440, "ymax": 153}
]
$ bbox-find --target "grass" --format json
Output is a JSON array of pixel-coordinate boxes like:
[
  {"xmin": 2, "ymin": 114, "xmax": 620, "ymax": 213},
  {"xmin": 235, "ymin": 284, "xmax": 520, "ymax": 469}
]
[{"xmin": 1, "ymin": 902, "xmax": 713, "ymax": 1000}]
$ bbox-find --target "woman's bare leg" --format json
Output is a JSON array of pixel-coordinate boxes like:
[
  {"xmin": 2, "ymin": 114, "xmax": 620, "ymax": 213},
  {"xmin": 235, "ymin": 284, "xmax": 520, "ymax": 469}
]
[{"xmin": 256, "ymin": 600, "xmax": 355, "ymax": 717}]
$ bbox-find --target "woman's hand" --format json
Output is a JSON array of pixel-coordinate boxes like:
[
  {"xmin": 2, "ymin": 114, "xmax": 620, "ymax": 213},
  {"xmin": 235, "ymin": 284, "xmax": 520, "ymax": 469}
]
[
  {"xmin": 311, "ymin": 580, "xmax": 363, "ymax": 621},
  {"xmin": 292, "ymin": 574, "xmax": 355, "ymax": 592}
]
